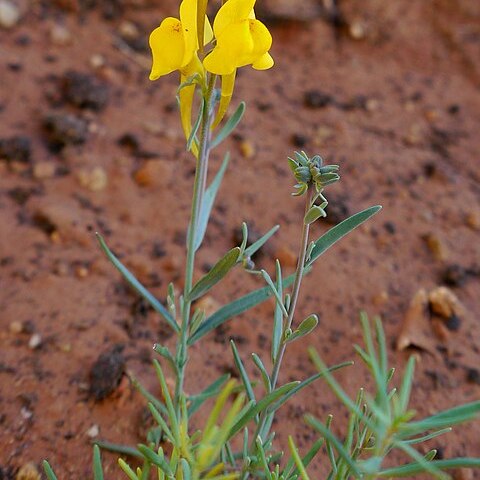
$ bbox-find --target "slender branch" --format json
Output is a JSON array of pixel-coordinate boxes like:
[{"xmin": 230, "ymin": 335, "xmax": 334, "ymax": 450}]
[{"xmin": 174, "ymin": 74, "xmax": 217, "ymax": 413}]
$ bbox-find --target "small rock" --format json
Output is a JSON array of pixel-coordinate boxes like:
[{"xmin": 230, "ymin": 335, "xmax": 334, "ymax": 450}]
[
  {"xmin": 49, "ymin": 23, "xmax": 72, "ymax": 46},
  {"xmin": 77, "ymin": 166, "xmax": 108, "ymax": 192},
  {"xmin": 465, "ymin": 210, "xmax": 480, "ymax": 231},
  {"xmin": 20, "ymin": 407, "xmax": 33, "ymax": 420},
  {"xmin": 422, "ymin": 232, "xmax": 448, "ymax": 261},
  {"xmin": 403, "ymin": 124, "xmax": 423, "ymax": 146},
  {"xmin": 275, "ymin": 245, "xmax": 297, "ymax": 268},
  {"xmin": 43, "ymin": 112, "xmax": 89, "ymax": 150},
  {"xmin": 133, "ymin": 160, "xmax": 172, "ymax": 188},
  {"xmin": 75, "ymin": 265, "xmax": 89, "ymax": 278},
  {"xmin": 372, "ymin": 290, "xmax": 389, "ymax": 306},
  {"xmin": 33, "ymin": 161, "xmax": 56, "ymax": 179},
  {"xmin": 61, "ymin": 70, "xmax": 109, "ymax": 111},
  {"xmin": 0, "ymin": 135, "xmax": 31, "ymax": 163},
  {"xmin": 89, "ymin": 345, "xmax": 125, "ymax": 401},
  {"xmin": 291, "ymin": 133, "xmax": 308, "ymax": 148},
  {"xmin": 466, "ymin": 368, "xmax": 480, "ymax": 385},
  {"xmin": 348, "ymin": 20, "xmax": 367, "ymax": 40},
  {"xmin": 0, "ymin": 0, "xmax": 20, "ymax": 29},
  {"xmin": 28, "ymin": 333, "xmax": 42, "ymax": 350},
  {"xmin": 304, "ymin": 90, "xmax": 333, "ymax": 109},
  {"xmin": 9, "ymin": 321, "xmax": 23, "ymax": 334},
  {"xmin": 313, "ymin": 125, "xmax": 335, "ymax": 147},
  {"xmin": 15, "ymin": 462, "xmax": 40, "ymax": 480},
  {"xmin": 86, "ymin": 424, "xmax": 99, "ymax": 438},
  {"xmin": 429, "ymin": 286, "xmax": 465, "ymax": 319},
  {"xmin": 119, "ymin": 20, "xmax": 138, "ymax": 39},
  {"xmin": 89, "ymin": 54, "xmax": 105, "ymax": 69},
  {"xmin": 239, "ymin": 140, "xmax": 255, "ymax": 159},
  {"xmin": 441, "ymin": 264, "xmax": 469, "ymax": 288}
]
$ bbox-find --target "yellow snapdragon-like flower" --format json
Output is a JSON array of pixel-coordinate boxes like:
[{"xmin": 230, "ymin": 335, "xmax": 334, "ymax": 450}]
[
  {"xmin": 204, "ymin": 0, "xmax": 274, "ymax": 127},
  {"xmin": 149, "ymin": 0, "xmax": 213, "ymax": 155},
  {"xmin": 203, "ymin": 0, "xmax": 274, "ymax": 76}
]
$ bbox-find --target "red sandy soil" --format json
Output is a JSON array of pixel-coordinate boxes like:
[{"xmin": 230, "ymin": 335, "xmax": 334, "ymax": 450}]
[{"xmin": 1, "ymin": 0, "xmax": 479, "ymax": 478}]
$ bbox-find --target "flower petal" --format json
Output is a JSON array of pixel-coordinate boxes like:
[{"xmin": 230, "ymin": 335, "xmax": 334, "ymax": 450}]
[
  {"xmin": 179, "ymin": 0, "xmax": 198, "ymax": 67},
  {"xmin": 212, "ymin": 70, "xmax": 236, "ymax": 129},
  {"xmin": 149, "ymin": 17, "xmax": 185, "ymax": 79},
  {"xmin": 252, "ymin": 52, "xmax": 274, "ymax": 70},
  {"xmin": 213, "ymin": 0, "xmax": 257, "ymax": 38},
  {"xmin": 249, "ymin": 19, "xmax": 272, "ymax": 58},
  {"xmin": 203, "ymin": 21, "xmax": 253, "ymax": 75}
]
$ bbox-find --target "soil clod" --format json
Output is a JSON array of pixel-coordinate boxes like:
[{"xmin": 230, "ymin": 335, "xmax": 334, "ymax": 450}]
[{"xmin": 89, "ymin": 345, "xmax": 126, "ymax": 401}]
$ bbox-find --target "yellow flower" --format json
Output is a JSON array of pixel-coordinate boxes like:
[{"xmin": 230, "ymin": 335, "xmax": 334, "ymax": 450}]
[
  {"xmin": 203, "ymin": 0, "xmax": 274, "ymax": 75},
  {"xmin": 203, "ymin": 0, "xmax": 274, "ymax": 127},
  {"xmin": 149, "ymin": 0, "xmax": 213, "ymax": 156}
]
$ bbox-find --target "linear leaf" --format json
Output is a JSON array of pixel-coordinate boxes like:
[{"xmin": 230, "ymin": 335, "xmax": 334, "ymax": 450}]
[
  {"xmin": 96, "ymin": 234, "xmax": 178, "ymax": 333},
  {"xmin": 288, "ymin": 436, "xmax": 311, "ymax": 480},
  {"xmin": 42, "ymin": 461, "xmax": 58, "ymax": 480},
  {"xmin": 194, "ymin": 153, "xmax": 230, "ymax": 251},
  {"xmin": 188, "ymin": 374, "xmax": 231, "ymax": 416},
  {"xmin": 211, "ymin": 102, "xmax": 246, "ymax": 149},
  {"xmin": 272, "ymin": 260, "xmax": 283, "ymax": 363},
  {"xmin": 378, "ymin": 458, "xmax": 480, "ymax": 477},
  {"xmin": 188, "ymin": 247, "xmax": 241, "ymax": 301},
  {"xmin": 243, "ymin": 225, "xmax": 280, "ymax": 260},
  {"xmin": 231, "ymin": 340, "xmax": 256, "ymax": 402},
  {"xmin": 306, "ymin": 206, "xmax": 382, "ymax": 267},
  {"xmin": 93, "ymin": 444, "xmax": 104, "ymax": 480},
  {"xmin": 188, "ymin": 273, "xmax": 296, "ymax": 345}
]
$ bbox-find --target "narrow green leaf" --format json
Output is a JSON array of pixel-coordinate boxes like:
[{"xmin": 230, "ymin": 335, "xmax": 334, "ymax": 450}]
[
  {"xmin": 304, "ymin": 205, "xmax": 326, "ymax": 225},
  {"xmin": 138, "ymin": 445, "xmax": 173, "ymax": 476},
  {"xmin": 93, "ymin": 444, "xmax": 104, "ymax": 480},
  {"xmin": 188, "ymin": 374, "xmax": 230, "ymax": 416},
  {"xmin": 272, "ymin": 260, "xmax": 283, "ymax": 363},
  {"xmin": 194, "ymin": 153, "xmax": 230, "ymax": 251},
  {"xmin": 243, "ymin": 225, "xmax": 280, "ymax": 260},
  {"xmin": 93, "ymin": 440, "xmax": 143, "ymax": 459},
  {"xmin": 229, "ymin": 382, "xmax": 299, "ymax": 438},
  {"xmin": 231, "ymin": 340, "xmax": 256, "ymax": 402},
  {"xmin": 128, "ymin": 371, "xmax": 169, "ymax": 418},
  {"xmin": 288, "ymin": 436, "xmax": 311, "ymax": 480},
  {"xmin": 188, "ymin": 273, "xmax": 297, "ymax": 345},
  {"xmin": 269, "ymin": 361, "xmax": 353, "ymax": 413},
  {"xmin": 118, "ymin": 458, "xmax": 139, "ymax": 480},
  {"xmin": 306, "ymin": 415, "xmax": 362, "ymax": 477},
  {"xmin": 188, "ymin": 247, "xmax": 241, "ymax": 301},
  {"xmin": 395, "ymin": 441, "xmax": 448, "ymax": 479},
  {"xmin": 211, "ymin": 101, "xmax": 246, "ymax": 148},
  {"xmin": 404, "ymin": 428, "xmax": 452, "ymax": 445},
  {"xmin": 397, "ymin": 356, "xmax": 416, "ymax": 415},
  {"xmin": 42, "ymin": 461, "xmax": 58, "ymax": 480},
  {"xmin": 153, "ymin": 344, "xmax": 177, "ymax": 373},
  {"xmin": 96, "ymin": 234, "xmax": 179, "ymax": 333},
  {"xmin": 306, "ymin": 206, "xmax": 382, "ymax": 267},
  {"xmin": 252, "ymin": 353, "xmax": 272, "ymax": 393},
  {"xmin": 148, "ymin": 403, "xmax": 176, "ymax": 444},
  {"xmin": 187, "ymin": 98, "xmax": 204, "ymax": 152},
  {"xmin": 285, "ymin": 314, "xmax": 318, "ymax": 343},
  {"xmin": 261, "ymin": 269, "xmax": 288, "ymax": 317},
  {"xmin": 378, "ymin": 458, "xmax": 480, "ymax": 477}
]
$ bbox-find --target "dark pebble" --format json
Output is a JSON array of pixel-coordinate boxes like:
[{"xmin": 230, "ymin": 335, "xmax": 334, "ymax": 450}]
[
  {"xmin": 445, "ymin": 314, "xmax": 461, "ymax": 332},
  {"xmin": 61, "ymin": 70, "xmax": 109, "ymax": 111},
  {"xmin": 291, "ymin": 133, "xmax": 308, "ymax": 148},
  {"xmin": 43, "ymin": 113, "xmax": 89, "ymax": 151},
  {"xmin": 423, "ymin": 161, "xmax": 437, "ymax": 178},
  {"xmin": 0, "ymin": 135, "xmax": 31, "ymax": 163},
  {"xmin": 447, "ymin": 104, "xmax": 460, "ymax": 115},
  {"xmin": 466, "ymin": 368, "xmax": 480, "ymax": 385},
  {"xmin": 384, "ymin": 221, "xmax": 396, "ymax": 235},
  {"xmin": 304, "ymin": 90, "xmax": 333, "ymax": 109},
  {"xmin": 89, "ymin": 345, "xmax": 125, "ymax": 401},
  {"xmin": 441, "ymin": 264, "xmax": 469, "ymax": 287}
]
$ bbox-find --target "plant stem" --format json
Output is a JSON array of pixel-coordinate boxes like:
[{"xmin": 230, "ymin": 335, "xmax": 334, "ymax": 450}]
[
  {"xmin": 270, "ymin": 188, "xmax": 313, "ymax": 389},
  {"xmin": 174, "ymin": 74, "xmax": 217, "ymax": 414},
  {"xmin": 245, "ymin": 189, "xmax": 314, "ymax": 469}
]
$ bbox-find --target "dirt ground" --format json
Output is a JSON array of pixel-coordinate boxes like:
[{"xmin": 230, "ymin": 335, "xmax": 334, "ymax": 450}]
[{"xmin": 1, "ymin": 0, "xmax": 479, "ymax": 478}]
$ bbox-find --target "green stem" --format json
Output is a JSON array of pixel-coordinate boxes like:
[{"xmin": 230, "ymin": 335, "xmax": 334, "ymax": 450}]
[
  {"xmin": 174, "ymin": 74, "xmax": 217, "ymax": 414},
  {"xmin": 244, "ymin": 190, "xmax": 314, "ymax": 475}
]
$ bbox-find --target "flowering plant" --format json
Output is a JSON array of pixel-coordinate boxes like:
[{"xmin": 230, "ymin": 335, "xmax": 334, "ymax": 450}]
[{"xmin": 43, "ymin": 0, "xmax": 480, "ymax": 479}]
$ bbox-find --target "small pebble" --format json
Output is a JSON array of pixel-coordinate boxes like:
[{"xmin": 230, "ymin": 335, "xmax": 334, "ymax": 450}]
[
  {"xmin": 466, "ymin": 368, "xmax": 480, "ymax": 385},
  {"xmin": 33, "ymin": 161, "xmax": 56, "ymax": 179},
  {"xmin": 304, "ymin": 90, "xmax": 332, "ymax": 109},
  {"xmin": 275, "ymin": 245, "xmax": 297, "ymax": 268},
  {"xmin": 75, "ymin": 266, "xmax": 89, "ymax": 278},
  {"xmin": 313, "ymin": 125, "xmax": 334, "ymax": 147},
  {"xmin": 0, "ymin": 0, "xmax": 21, "ymax": 29},
  {"xmin": 239, "ymin": 140, "xmax": 255, "ymax": 158},
  {"xmin": 422, "ymin": 232, "xmax": 448, "ymax": 261},
  {"xmin": 15, "ymin": 462, "xmax": 40, "ymax": 480},
  {"xmin": 20, "ymin": 407, "xmax": 33, "ymax": 420},
  {"xmin": 134, "ymin": 160, "xmax": 172, "ymax": 188},
  {"xmin": 89, "ymin": 54, "xmax": 105, "ymax": 69},
  {"xmin": 77, "ymin": 166, "xmax": 108, "ymax": 192},
  {"xmin": 465, "ymin": 210, "xmax": 479, "ymax": 231},
  {"xmin": 429, "ymin": 286, "xmax": 464, "ymax": 319},
  {"xmin": 49, "ymin": 24, "xmax": 72, "ymax": 46},
  {"xmin": 9, "ymin": 321, "xmax": 23, "ymax": 334},
  {"xmin": 119, "ymin": 20, "xmax": 138, "ymax": 39},
  {"xmin": 28, "ymin": 333, "xmax": 42, "ymax": 349},
  {"xmin": 372, "ymin": 290, "xmax": 389, "ymax": 306},
  {"xmin": 86, "ymin": 424, "xmax": 99, "ymax": 438},
  {"xmin": 349, "ymin": 20, "xmax": 367, "ymax": 40}
]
